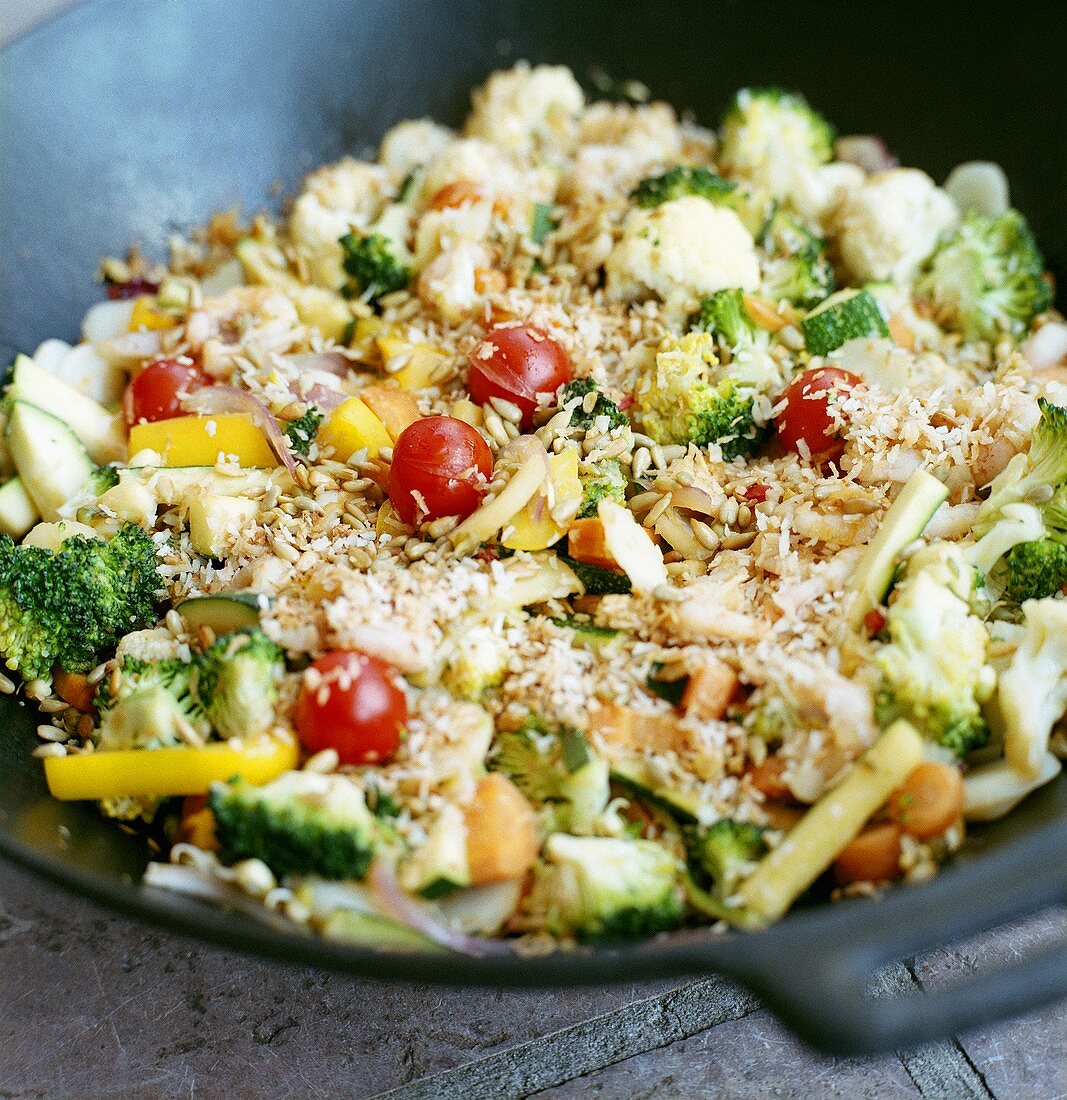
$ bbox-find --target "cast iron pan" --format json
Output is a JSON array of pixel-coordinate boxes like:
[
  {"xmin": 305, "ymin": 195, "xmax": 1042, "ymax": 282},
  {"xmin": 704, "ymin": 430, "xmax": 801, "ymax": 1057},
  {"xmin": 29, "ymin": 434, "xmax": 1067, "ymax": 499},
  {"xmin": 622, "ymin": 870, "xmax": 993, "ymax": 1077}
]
[{"xmin": 2, "ymin": 0, "xmax": 1066, "ymax": 1055}]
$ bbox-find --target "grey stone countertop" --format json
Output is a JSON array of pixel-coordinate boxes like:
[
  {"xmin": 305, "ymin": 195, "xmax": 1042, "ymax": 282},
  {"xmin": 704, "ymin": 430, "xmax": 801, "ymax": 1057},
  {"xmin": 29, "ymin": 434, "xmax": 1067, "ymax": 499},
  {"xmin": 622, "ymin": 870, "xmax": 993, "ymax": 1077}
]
[{"xmin": 1, "ymin": 858, "xmax": 1064, "ymax": 1099}]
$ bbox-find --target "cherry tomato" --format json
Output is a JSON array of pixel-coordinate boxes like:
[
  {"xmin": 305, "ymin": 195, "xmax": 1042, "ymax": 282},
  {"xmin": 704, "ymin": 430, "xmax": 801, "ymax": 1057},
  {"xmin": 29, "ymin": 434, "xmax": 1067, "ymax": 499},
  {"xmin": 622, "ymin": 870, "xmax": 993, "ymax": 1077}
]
[
  {"xmin": 294, "ymin": 651, "xmax": 407, "ymax": 765},
  {"xmin": 467, "ymin": 325, "xmax": 572, "ymax": 427},
  {"xmin": 776, "ymin": 367, "xmax": 861, "ymax": 463},
  {"xmin": 388, "ymin": 415, "xmax": 493, "ymax": 525},
  {"xmin": 124, "ymin": 358, "xmax": 207, "ymax": 426}
]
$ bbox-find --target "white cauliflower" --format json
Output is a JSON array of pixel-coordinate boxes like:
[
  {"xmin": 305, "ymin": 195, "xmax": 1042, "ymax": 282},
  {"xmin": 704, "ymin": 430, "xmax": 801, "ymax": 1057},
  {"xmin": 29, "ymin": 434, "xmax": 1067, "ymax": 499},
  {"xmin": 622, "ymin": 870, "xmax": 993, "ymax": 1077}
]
[
  {"xmin": 414, "ymin": 202, "xmax": 494, "ymax": 270},
  {"xmin": 784, "ymin": 161, "xmax": 865, "ymax": 228},
  {"xmin": 465, "ymin": 62, "xmax": 584, "ymax": 154},
  {"xmin": 417, "ymin": 241, "xmax": 491, "ymax": 323},
  {"xmin": 378, "ymin": 118, "xmax": 455, "ymax": 176},
  {"xmin": 577, "ymin": 101, "xmax": 683, "ymax": 163},
  {"xmin": 288, "ymin": 158, "xmax": 392, "ymax": 289},
  {"xmin": 605, "ymin": 196, "xmax": 760, "ymax": 308},
  {"xmin": 418, "ymin": 137, "xmax": 532, "ymax": 210},
  {"xmin": 836, "ymin": 168, "xmax": 958, "ymax": 284},
  {"xmin": 829, "ymin": 337, "xmax": 967, "ymax": 392}
]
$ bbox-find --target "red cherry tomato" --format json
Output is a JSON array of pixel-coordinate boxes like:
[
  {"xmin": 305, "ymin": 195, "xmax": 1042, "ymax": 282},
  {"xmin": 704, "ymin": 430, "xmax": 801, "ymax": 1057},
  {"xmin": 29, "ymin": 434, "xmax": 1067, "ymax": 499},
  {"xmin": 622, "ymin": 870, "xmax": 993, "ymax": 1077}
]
[
  {"xmin": 124, "ymin": 358, "xmax": 207, "ymax": 426},
  {"xmin": 294, "ymin": 651, "xmax": 407, "ymax": 765},
  {"xmin": 388, "ymin": 415, "xmax": 493, "ymax": 525},
  {"xmin": 776, "ymin": 367, "xmax": 861, "ymax": 463},
  {"xmin": 467, "ymin": 325, "xmax": 572, "ymax": 427}
]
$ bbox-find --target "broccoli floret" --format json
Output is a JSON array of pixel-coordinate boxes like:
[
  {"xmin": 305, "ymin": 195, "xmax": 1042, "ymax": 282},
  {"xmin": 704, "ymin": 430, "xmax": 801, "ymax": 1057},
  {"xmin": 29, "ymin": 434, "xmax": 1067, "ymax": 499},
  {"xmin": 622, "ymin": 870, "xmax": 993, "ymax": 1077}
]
[
  {"xmin": 86, "ymin": 465, "xmax": 121, "ymax": 494},
  {"xmin": 556, "ymin": 553, "xmax": 632, "ymax": 595},
  {"xmin": 285, "ymin": 407, "xmax": 324, "ymax": 457},
  {"xmin": 759, "ymin": 209, "xmax": 835, "ymax": 308},
  {"xmin": 915, "ymin": 209, "xmax": 1052, "ymax": 342},
  {"xmin": 686, "ymin": 819, "xmax": 768, "ymax": 896},
  {"xmin": 1004, "ymin": 539, "xmax": 1067, "ymax": 603},
  {"xmin": 577, "ymin": 459, "xmax": 626, "ymax": 520},
  {"xmin": 874, "ymin": 542, "xmax": 993, "ymax": 756},
  {"xmin": 718, "ymin": 88, "xmax": 835, "ymax": 183},
  {"xmin": 692, "ymin": 288, "xmax": 765, "ymax": 350},
  {"xmin": 196, "ymin": 629, "xmax": 284, "ymax": 740},
  {"xmin": 340, "ymin": 231, "xmax": 411, "ymax": 303},
  {"xmin": 632, "ymin": 332, "xmax": 776, "ymax": 459},
  {"xmin": 630, "ymin": 165, "xmax": 736, "ymax": 209},
  {"xmin": 491, "ymin": 716, "xmax": 609, "ymax": 833},
  {"xmin": 441, "ymin": 620, "xmax": 509, "ymax": 699},
  {"xmin": 558, "ymin": 378, "xmax": 629, "ymax": 432},
  {"xmin": 530, "ymin": 833, "xmax": 682, "ymax": 941},
  {"xmin": 967, "ymin": 400, "xmax": 1067, "ymax": 586},
  {"xmin": 0, "ymin": 523, "xmax": 160, "ymax": 681},
  {"xmin": 209, "ymin": 771, "xmax": 377, "ymax": 880},
  {"xmin": 94, "ymin": 655, "xmax": 208, "ymax": 751}
]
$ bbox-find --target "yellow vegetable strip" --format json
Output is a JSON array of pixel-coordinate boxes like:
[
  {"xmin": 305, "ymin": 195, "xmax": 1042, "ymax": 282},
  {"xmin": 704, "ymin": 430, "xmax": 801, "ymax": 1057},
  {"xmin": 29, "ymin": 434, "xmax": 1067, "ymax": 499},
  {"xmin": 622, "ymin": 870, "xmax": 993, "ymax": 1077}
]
[
  {"xmin": 43, "ymin": 734, "xmax": 299, "ymax": 801},
  {"xmin": 128, "ymin": 414, "xmax": 276, "ymax": 468},
  {"xmin": 736, "ymin": 720, "xmax": 924, "ymax": 923}
]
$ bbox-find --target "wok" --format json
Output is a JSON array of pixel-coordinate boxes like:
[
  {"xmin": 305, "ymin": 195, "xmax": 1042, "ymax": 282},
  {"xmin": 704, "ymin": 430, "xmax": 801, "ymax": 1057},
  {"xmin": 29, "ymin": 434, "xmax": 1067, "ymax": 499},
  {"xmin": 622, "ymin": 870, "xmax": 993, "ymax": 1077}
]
[{"xmin": 2, "ymin": 0, "xmax": 1066, "ymax": 1055}]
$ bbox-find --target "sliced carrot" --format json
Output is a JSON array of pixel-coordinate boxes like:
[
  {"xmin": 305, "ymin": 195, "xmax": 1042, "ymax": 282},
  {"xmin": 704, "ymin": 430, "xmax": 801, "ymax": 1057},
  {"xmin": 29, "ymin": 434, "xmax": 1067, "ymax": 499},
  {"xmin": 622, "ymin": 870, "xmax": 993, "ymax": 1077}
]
[
  {"xmin": 429, "ymin": 180, "xmax": 485, "ymax": 211},
  {"xmin": 887, "ymin": 762, "xmax": 964, "ymax": 840},
  {"xmin": 833, "ymin": 822, "xmax": 903, "ymax": 885},
  {"xmin": 464, "ymin": 773, "xmax": 539, "ymax": 885},
  {"xmin": 567, "ymin": 517, "xmax": 618, "ymax": 569},
  {"xmin": 747, "ymin": 756, "xmax": 793, "ymax": 802},
  {"xmin": 54, "ymin": 669, "xmax": 96, "ymax": 713},
  {"xmin": 680, "ymin": 660, "xmax": 739, "ymax": 721}
]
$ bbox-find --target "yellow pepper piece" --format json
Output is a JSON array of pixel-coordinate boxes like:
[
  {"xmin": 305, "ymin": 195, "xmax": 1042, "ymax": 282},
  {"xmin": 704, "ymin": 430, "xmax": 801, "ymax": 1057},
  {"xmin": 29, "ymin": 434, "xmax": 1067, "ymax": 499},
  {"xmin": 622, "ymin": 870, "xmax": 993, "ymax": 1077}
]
[
  {"xmin": 503, "ymin": 448, "xmax": 581, "ymax": 551},
  {"xmin": 129, "ymin": 296, "xmax": 180, "ymax": 332},
  {"xmin": 392, "ymin": 345, "xmax": 446, "ymax": 390},
  {"xmin": 359, "ymin": 384, "xmax": 421, "ymax": 441},
  {"xmin": 44, "ymin": 734, "xmax": 299, "ymax": 801},
  {"xmin": 319, "ymin": 397, "xmax": 392, "ymax": 461},
  {"xmin": 128, "ymin": 414, "xmax": 276, "ymax": 468}
]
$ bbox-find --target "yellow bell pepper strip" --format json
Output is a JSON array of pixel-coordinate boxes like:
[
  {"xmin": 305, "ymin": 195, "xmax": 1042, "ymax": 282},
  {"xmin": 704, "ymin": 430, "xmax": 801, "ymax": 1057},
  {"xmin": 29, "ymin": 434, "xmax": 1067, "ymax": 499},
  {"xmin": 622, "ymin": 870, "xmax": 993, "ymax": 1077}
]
[
  {"xmin": 392, "ymin": 344, "xmax": 447, "ymax": 390},
  {"xmin": 359, "ymin": 385, "xmax": 421, "ymax": 441},
  {"xmin": 503, "ymin": 448, "xmax": 582, "ymax": 551},
  {"xmin": 128, "ymin": 414, "xmax": 276, "ymax": 468},
  {"xmin": 44, "ymin": 733, "xmax": 299, "ymax": 801},
  {"xmin": 128, "ymin": 296, "xmax": 180, "ymax": 332},
  {"xmin": 318, "ymin": 397, "xmax": 392, "ymax": 461}
]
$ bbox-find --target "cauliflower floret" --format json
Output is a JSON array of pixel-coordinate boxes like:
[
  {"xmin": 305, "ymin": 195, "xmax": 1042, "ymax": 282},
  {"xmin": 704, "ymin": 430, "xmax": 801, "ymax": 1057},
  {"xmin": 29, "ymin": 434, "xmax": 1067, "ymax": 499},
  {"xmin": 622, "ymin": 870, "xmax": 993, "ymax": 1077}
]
[
  {"xmin": 418, "ymin": 138, "xmax": 534, "ymax": 210},
  {"xmin": 465, "ymin": 62, "xmax": 584, "ymax": 154},
  {"xmin": 288, "ymin": 158, "xmax": 393, "ymax": 289},
  {"xmin": 577, "ymin": 101, "xmax": 684, "ymax": 163},
  {"xmin": 414, "ymin": 202, "xmax": 495, "ymax": 270},
  {"xmin": 115, "ymin": 628, "xmax": 190, "ymax": 665},
  {"xmin": 417, "ymin": 242, "xmax": 491, "ymax": 324},
  {"xmin": 605, "ymin": 196, "xmax": 760, "ymax": 309},
  {"xmin": 836, "ymin": 168, "xmax": 958, "ymax": 285},
  {"xmin": 829, "ymin": 337, "xmax": 967, "ymax": 392},
  {"xmin": 378, "ymin": 119, "xmax": 455, "ymax": 176},
  {"xmin": 785, "ymin": 161, "xmax": 865, "ymax": 228}
]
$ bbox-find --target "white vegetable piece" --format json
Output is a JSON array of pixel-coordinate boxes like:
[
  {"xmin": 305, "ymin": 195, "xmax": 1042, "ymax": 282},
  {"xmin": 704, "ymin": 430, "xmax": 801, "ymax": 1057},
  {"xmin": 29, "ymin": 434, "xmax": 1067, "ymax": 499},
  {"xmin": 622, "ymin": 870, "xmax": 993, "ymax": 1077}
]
[
  {"xmin": 23, "ymin": 519, "xmax": 101, "ymax": 552},
  {"xmin": 81, "ymin": 298, "xmax": 136, "ymax": 344},
  {"xmin": 997, "ymin": 598, "xmax": 1067, "ymax": 779},
  {"xmin": 944, "ymin": 161, "xmax": 1010, "ymax": 218},
  {"xmin": 188, "ymin": 494, "xmax": 259, "ymax": 557},
  {"xmin": 597, "ymin": 499, "xmax": 667, "ymax": 595},
  {"xmin": 963, "ymin": 752, "xmax": 1061, "ymax": 822},
  {"xmin": 37, "ymin": 341, "xmax": 124, "ymax": 406},
  {"xmin": 466, "ymin": 62, "xmax": 584, "ymax": 154}
]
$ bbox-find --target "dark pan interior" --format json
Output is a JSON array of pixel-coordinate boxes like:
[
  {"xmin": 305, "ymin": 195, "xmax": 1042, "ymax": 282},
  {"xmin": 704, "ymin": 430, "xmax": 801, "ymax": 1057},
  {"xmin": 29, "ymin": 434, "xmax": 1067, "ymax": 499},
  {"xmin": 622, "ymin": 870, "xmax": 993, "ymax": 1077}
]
[{"xmin": 2, "ymin": 0, "xmax": 1066, "ymax": 1053}]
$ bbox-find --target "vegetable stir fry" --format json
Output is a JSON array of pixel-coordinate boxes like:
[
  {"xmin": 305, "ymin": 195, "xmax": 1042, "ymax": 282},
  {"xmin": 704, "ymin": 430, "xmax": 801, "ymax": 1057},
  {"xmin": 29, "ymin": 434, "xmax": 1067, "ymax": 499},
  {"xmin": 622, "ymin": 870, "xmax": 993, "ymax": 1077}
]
[{"xmin": 6, "ymin": 67, "xmax": 1066, "ymax": 953}]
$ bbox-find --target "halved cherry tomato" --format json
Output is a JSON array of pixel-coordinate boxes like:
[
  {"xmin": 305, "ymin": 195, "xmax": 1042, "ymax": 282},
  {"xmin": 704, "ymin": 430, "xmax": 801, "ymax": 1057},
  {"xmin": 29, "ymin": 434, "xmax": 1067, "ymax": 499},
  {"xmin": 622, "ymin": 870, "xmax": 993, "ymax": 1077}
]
[
  {"xmin": 294, "ymin": 651, "xmax": 407, "ymax": 766},
  {"xmin": 467, "ymin": 325, "xmax": 572, "ymax": 428},
  {"xmin": 775, "ymin": 367, "xmax": 861, "ymax": 464},
  {"xmin": 388, "ymin": 415, "xmax": 493, "ymax": 525},
  {"xmin": 124, "ymin": 358, "xmax": 207, "ymax": 426}
]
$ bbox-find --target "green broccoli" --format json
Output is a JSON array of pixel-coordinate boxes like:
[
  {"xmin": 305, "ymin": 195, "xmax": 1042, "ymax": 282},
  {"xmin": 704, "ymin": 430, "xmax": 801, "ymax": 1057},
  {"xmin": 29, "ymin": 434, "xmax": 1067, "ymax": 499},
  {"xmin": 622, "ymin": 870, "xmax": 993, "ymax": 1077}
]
[
  {"xmin": 631, "ymin": 332, "xmax": 776, "ymax": 460},
  {"xmin": 490, "ymin": 716, "xmax": 609, "ymax": 833},
  {"xmin": 530, "ymin": 833, "xmax": 682, "ymax": 941},
  {"xmin": 94, "ymin": 655, "xmax": 208, "ymax": 751},
  {"xmin": 718, "ymin": 88, "xmax": 835, "ymax": 184},
  {"xmin": 692, "ymin": 289, "xmax": 765, "ymax": 350},
  {"xmin": 285, "ymin": 407, "xmax": 324, "ymax": 457},
  {"xmin": 0, "ymin": 522, "xmax": 160, "ymax": 681},
  {"xmin": 630, "ymin": 165, "xmax": 736, "ymax": 209},
  {"xmin": 577, "ymin": 459, "xmax": 626, "ymax": 520},
  {"xmin": 556, "ymin": 553, "xmax": 632, "ymax": 595},
  {"xmin": 86, "ymin": 465, "xmax": 121, "ymax": 495},
  {"xmin": 557, "ymin": 378, "xmax": 629, "ymax": 432},
  {"xmin": 759, "ymin": 208, "xmax": 835, "ymax": 308},
  {"xmin": 196, "ymin": 629, "xmax": 285, "ymax": 740},
  {"xmin": 967, "ymin": 400, "xmax": 1067, "ymax": 591},
  {"xmin": 915, "ymin": 209, "xmax": 1052, "ymax": 342},
  {"xmin": 340, "ymin": 232, "xmax": 411, "ymax": 303},
  {"xmin": 874, "ymin": 542, "xmax": 993, "ymax": 756},
  {"xmin": 686, "ymin": 819, "xmax": 767, "ymax": 895},
  {"xmin": 1004, "ymin": 539, "xmax": 1067, "ymax": 603},
  {"xmin": 209, "ymin": 771, "xmax": 377, "ymax": 880}
]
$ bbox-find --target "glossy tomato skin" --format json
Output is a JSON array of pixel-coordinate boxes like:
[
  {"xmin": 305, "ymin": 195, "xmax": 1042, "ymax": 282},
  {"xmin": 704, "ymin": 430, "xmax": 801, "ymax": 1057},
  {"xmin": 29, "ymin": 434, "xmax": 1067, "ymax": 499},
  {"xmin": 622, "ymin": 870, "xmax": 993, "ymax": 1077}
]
[
  {"xmin": 124, "ymin": 358, "xmax": 206, "ymax": 426},
  {"xmin": 294, "ymin": 651, "xmax": 407, "ymax": 766},
  {"xmin": 776, "ymin": 367, "xmax": 861, "ymax": 463},
  {"xmin": 467, "ymin": 325, "xmax": 572, "ymax": 428},
  {"xmin": 388, "ymin": 415, "xmax": 493, "ymax": 525}
]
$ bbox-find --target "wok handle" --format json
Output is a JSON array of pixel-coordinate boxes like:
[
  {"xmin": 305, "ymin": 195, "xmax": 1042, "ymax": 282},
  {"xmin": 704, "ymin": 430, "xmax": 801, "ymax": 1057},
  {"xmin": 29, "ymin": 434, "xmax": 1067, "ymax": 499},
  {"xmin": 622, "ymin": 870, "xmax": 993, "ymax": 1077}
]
[{"xmin": 726, "ymin": 833, "xmax": 1067, "ymax": 1054}]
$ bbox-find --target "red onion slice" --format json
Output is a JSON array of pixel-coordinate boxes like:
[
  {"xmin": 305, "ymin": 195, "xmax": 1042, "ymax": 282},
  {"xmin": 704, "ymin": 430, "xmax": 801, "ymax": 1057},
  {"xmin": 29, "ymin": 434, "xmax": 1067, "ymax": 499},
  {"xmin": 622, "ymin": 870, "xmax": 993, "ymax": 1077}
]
[
  {"xmin": 835, "ymin": 135, "xmax": 897, "ymax": 175},
  {"xmin": 282, "ymin": 351, "xmax": 352, "ymax": 378},
  {"xmin": 306, "ymin": 384, "xmax": 348, "ymax": 413},
  {"xmin": 182, "ymin": 385, "xmax": 297, "ymax": 474},
  {"xmin": 369, "ymin": 861, "xmax": 515, "ymax": 956}
]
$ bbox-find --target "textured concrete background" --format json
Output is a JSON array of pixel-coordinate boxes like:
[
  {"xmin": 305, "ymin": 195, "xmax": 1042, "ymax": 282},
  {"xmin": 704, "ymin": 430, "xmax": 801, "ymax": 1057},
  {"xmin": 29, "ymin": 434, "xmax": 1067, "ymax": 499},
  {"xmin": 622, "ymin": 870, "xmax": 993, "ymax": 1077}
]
[{"xmin": 2, "ymin": 3, "xmax": 1066, "ymax": 1096}]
